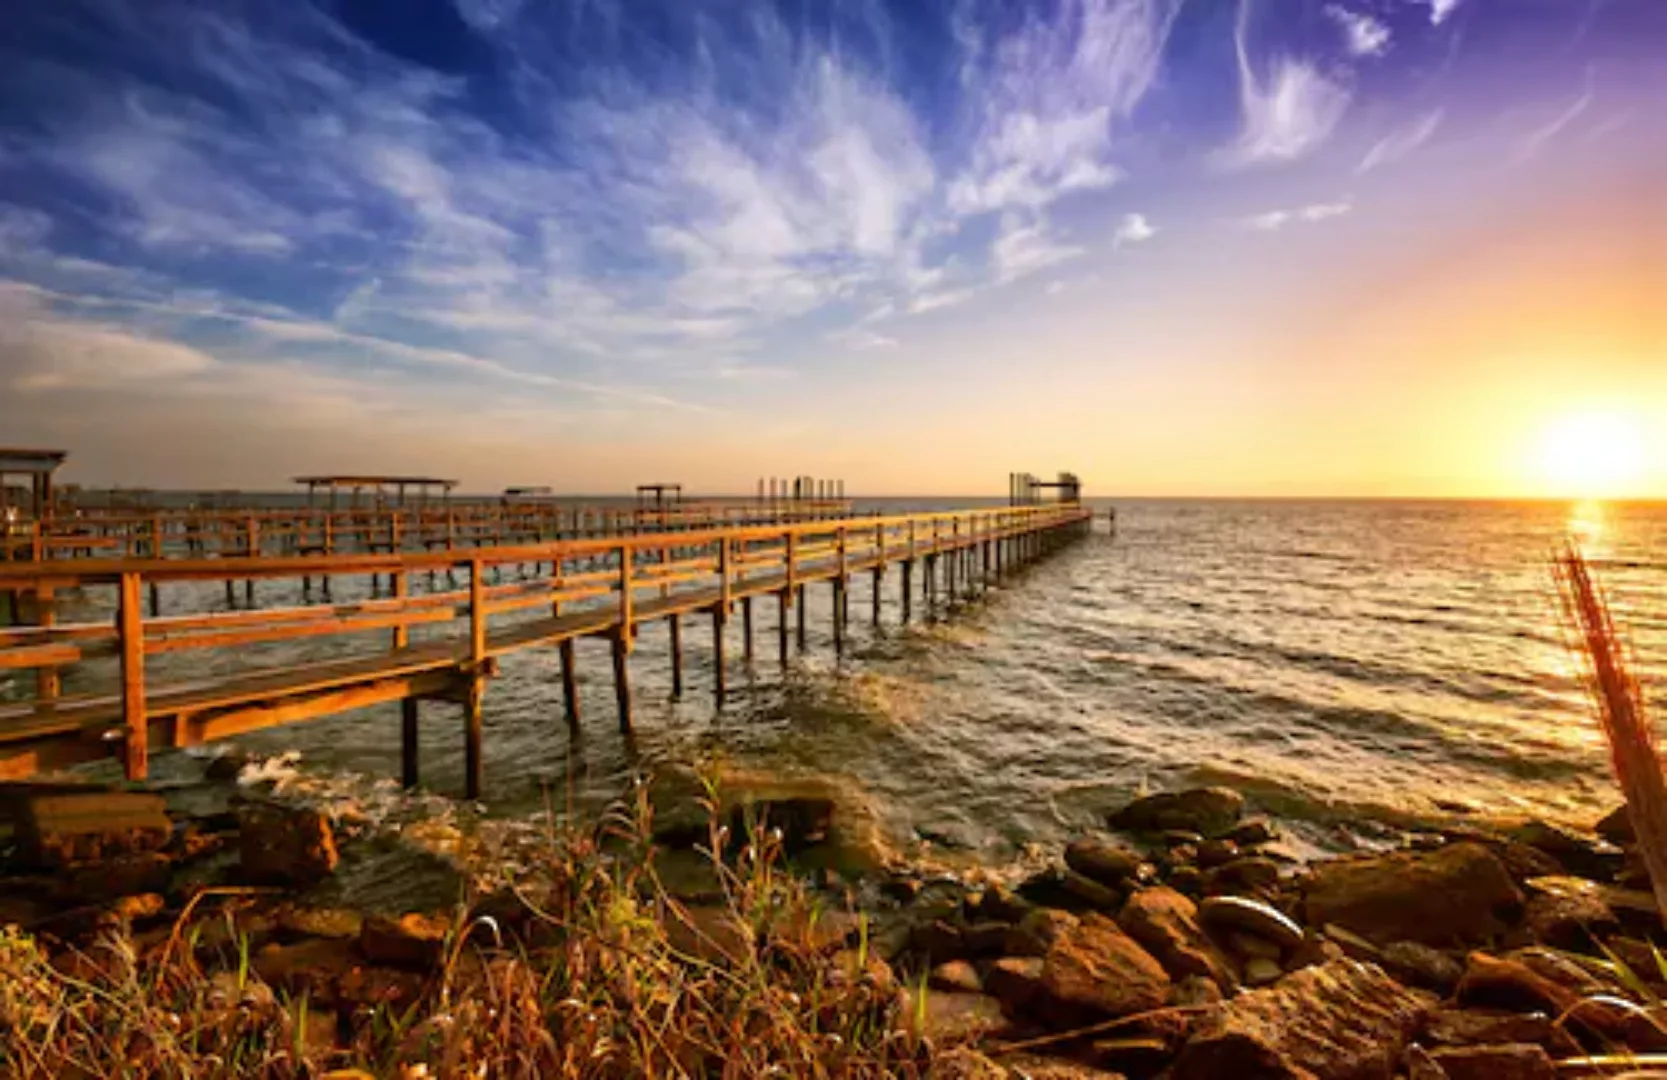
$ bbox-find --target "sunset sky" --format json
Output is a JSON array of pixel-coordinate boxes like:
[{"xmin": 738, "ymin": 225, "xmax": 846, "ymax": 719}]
[{"xmin": 0, "ymin": 0, "xmax": 1662, "ymax": 497}]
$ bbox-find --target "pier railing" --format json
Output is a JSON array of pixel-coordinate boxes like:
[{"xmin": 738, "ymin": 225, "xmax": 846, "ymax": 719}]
[{"xmin": 0, "ymin": 502, "xmax": 1092, "ymax": 792}]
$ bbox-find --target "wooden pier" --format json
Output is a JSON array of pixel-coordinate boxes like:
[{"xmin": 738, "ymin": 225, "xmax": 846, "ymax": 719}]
[{"xmin": 0, "ymin": 499, "xmax": 1092, "ymax": 795}]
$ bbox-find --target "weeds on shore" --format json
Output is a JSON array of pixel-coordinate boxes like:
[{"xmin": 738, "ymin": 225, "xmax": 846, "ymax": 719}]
[{"xmin": 0, "ymin": 776, "xmax": 935, "ymax": 1078}]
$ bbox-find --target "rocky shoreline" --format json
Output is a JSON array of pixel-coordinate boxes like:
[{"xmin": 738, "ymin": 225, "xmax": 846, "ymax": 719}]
[{"xmin": 3, "ymin": 762, "xmax": 1665, "ymax": 1078}]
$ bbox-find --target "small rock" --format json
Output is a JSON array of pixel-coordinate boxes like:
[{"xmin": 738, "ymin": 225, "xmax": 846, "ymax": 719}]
[
  {"xmin": 61, "ymin": 853, "xmax": 173, "ymax": 902},
  {"xmin": 1004, "ymin": 907, "xmax": 1080, "ymax": 958},
  {"xmin": 883, "ymin": 876, "xmax": 924, "ymax": 904},
  {"xmin": 252, "ymin": 938, "xmax": 362, "ymax": 1005},
  {"xmin": 1322, "ymin": 923, "xmax": 1383, "ymax": 963},
  {"xmin": 275, "ymin": 905, "xmax": 363, "ymax": 941},
  {"xmin": 238, "ymin": 802, "xmax": 339, "ymax": 886},
  {"xmin": 107, "ymin": 893, "xmax": 166, "ymax": 924},
  {"xmin": 1455, "ymin": 952, "xmax": 1577, "ymax": 1016},
  {"xmin": 969, "ymin": 883, "xmax": 1031, "ymax": 924},
  {"xmin": 1171, "ymin": 960, "xmax": 1434, "ymax": 1080},
  {"xmin": 1160, "ymin": 829, "xmax": 1205, "ymax": 847},
  {"xmin": 1425, "ymin": 1007, "xmax": 1557, "ymax": 1049},
  {"xmin": 727, "ymin": 796, "xmax": 834, "ymax": 855},
  {"xmin": 1065, "ymin": 837, "xmax": 1148, "ymax": 888},
  {"xmin": 961, "ymin": 921, "xmax": 1012, "ymax": 958},
  {"xmin": 1428, "ymin": 1043, "xmax": 1556, "ymax": 1080},
  {"xmin": 895, "ymin": 989, "xmax": 1012, "ymax": 1042},
  {"xmin": 1227, "ymin": 818, "xmax": 1278, "ymax": 846},
  {"xmin": 1228, "ymin": 931, "xmax": 1282, "ymax": 961},
  {"xmin": 1117, "ymin": 886, "xmax": 1235, "ymax": 989},
  {"xmin": 1110, "ymin": 787, "xmax": 1245, "ymax": 839},
  {"xmin": 930, "ymin": 959, "xmax": 983, "ymax": 993},
  {"xmin": 1303, "ymin": 843, "xmax": 1522, "ymax": 946},
  {"xmin": 1243, "ymin": 956, "xmax": 1282, "ymax": 986},
  {"xmin": 1198, "ymin": 895, "xmax": 1306, "ymax": 951},
  {"xmin": 15, "ymin": 791, "xmax": 170, "ymax": 869},
  {"xmin": 1523, "ymin": 887, "xmax": 1618, "ymax": 950},
  {"xmin": 911, "ymin": 919, "xmax": 967, "ymax": 964},
  {"xmin": 1167, "ymin": 865, "xmax": 1203, "ymax": 896},
  {"xmin": 203, "ymin": 749, "xmax": 252, "ymax": 782},
  {"xmin": 1196, "ymin": 839, "xmax": 1240, "ymax": 869},
  {"xmin": 983, "ymin": 955, "xmax": 1046, "ymax": 1012},
  {"xmin": 1061, "ymin": 869, "xmax": 1126, "ymax": 912},
  {"xmin": 1508, "ymin": 820, "xmax": 1623, "ymax": 881},
  {"xmin": 1202, "ymin": 856, "xmax": 1281, "ymax": 895},
  {"xmin": 1174, "ymin": 973, "xmax": 1224, "ymax": 1007},
  {"xmin": 1037, "ymin": 912, "xmax": 1173, "ymax": 1024},
  {"xmin": 665, "ymin": 905, "xmax": 753, "ymax": 965},
  {"xmin": 358, "ymin": 913, "xmax": 448, "ymax": 970},
  {"xmin": 1381, "ymin": 941, "xmax": 1465, "ymax": 995}
]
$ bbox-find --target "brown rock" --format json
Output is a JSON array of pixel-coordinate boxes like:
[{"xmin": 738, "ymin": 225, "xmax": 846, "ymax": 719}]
[
  {"xmin": 1203, "ymin": 856, "xmax": 1281, "ymax": 895},
  {"xmin": 1404, "ymin": 1044, "xmax": 1447, "ymax": 1080},
  {"xmin": 1062, "ymin": 869, "xmax": 1126, "ymax": 912},
  {"xmin": 252, "ymin": 937, "xmax": 362, "ymax": 1005},
  {"xmin": 1171, "ymin": 960, "xmax": 1434, "ymax": 1080},
  {"xmin": 238, "ymin": 802, "xmax": 338, "ymax": 886},
  {"xmin": 962, "ymin": 920, "xmax": 1014, "ymax": 958},
  {"xmin": 1065, "ymin": 837, "xmax": 1147, "ymax": 888},
  {"xmin": 1243, "ymin": 957, "xmax": 1282, "ymax": 986},
  {"xmin": 1381, "ymin": 941, "xmax": 1465, "ymax": 995},
  {"xmin": 911, "ymin": 918, "xmax": 968, "ymax": 964},
  {"xmin": 1196, "ymin": 839, "xmax": 1240, "ymax": 869},
  {"xmin": 1037, "ymin": 912, "xmax": 1172, "ymax": 1024},
  {"xmin": 1174, "ymin": 973, "xmax": 1224, "ymax": 1007},
  {"xmin": 1228, "ymin": 818, "xmax": 1278, "ymax": 846},
  {"xmin": 895, "ymin": 989, "xmax": 1012, "ymax": 1042},
  {"xmin": 989, "ymin": 1055, "xmax": 1128, "ymax": 1079},
  {"xmin": 338, "ymin": 964, "xmax": 426, "ymax": 1012},
  {"xmin": 828, "ymin": 947, "xmax": 897, "ymax": 997},
  {"xmin": 358, "ymin": 912, "xmax": 448, "ymax": 970},
  {"xmin": 1199, "ymin": 895, "xmax": 1306, "ymax": 951},
  {"xmin": 1110, "ymin": 787, "xmax": 1245, "ymax": 838},
  {"xmin": 62, "ymin": 852, "xmax": 173, "ymax": 902},
  {"xmin": 1523, "ymin": 888, "xmax": 1617, "ymax": 950},
  {"xmin": 1455, "ymin": 953, "xmax": 1578, "ymax": 1016},
  {"xmin": 275, "ymin": 905, "xmax": 363, "ymax": 941},
  {"xmin": 1428, "ymin": 1044, "xmax": 1555, "ymax": 1080},
  {"xmin": 14, "ymin": 791, "xmax": 170, "ymax": 869},
  {"xmin": 930, "ymin": 959, "xmax": 983, "ymax": 993},
  {"xmin": 665, "ymin": 905, "xmax": 753, "ymax": 965},
  {"xmin": 969, "ymin": 883, "xmax": 1032, "ymax": 924},
  {"xmin": 1425, "ymin": 1008, "xmax": 1557, "ymax": 1049},
  {"xmin": 1303, "ymin": 843, "xmax": 1522, "ymax": 945},
  {"xmin": 1507, "ymin": 820, "xmax": 1622, "ymax": 881},
  {"xmin": 1117, "ymin": 886, "xmax": 1234, "ymax": 989},
  {"xmin": 984, "ymin": 955, "xmax": 1046, "ymax": 1012},
  {"xmin": 1004, "ymin": 907, "xmax": 1080, "ymax": 957}
]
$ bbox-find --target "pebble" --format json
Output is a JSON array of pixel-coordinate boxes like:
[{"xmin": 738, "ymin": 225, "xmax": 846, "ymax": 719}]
[
  {"xmin": 1198, "ymin": 896, "xmax": 1306, "ymax": 951},
  {"xmin": 1243, "ymin": 956, "xmax": 1282, "ymax": 986}
]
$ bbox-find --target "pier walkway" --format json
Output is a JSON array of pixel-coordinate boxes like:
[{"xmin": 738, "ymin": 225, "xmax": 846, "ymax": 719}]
[{"xmin": 0, "ymin": 502, "xmax": 1092, "ymax": 795}]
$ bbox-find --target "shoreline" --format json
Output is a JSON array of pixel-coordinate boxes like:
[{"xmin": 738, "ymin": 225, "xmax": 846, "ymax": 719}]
[{"xmin": 3, "ymin": 757, "xmax": 1659, "ymax": 1078}]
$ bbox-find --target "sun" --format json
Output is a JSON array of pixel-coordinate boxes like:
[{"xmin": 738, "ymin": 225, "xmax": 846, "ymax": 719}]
[{"xmin": 1536, "ymin": 409, "xmax": 1646, "ymax": 498}]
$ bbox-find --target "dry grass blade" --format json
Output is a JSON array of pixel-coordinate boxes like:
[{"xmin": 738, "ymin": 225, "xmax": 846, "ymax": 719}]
[{"xmin": 1554, "ymin": 542, "xmax": 1667, "ymax": 929}]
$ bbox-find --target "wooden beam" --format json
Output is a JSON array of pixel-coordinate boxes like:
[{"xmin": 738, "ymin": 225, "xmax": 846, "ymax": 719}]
[{"xmin": 118, "ymin": 572, "xmax": 147, "ymax": 780}]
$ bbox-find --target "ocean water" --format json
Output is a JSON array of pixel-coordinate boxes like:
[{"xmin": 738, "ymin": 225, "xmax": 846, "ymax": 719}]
[{"xmin": 17, "ymin": 498, "xmax": 1667, "ymax": 872}]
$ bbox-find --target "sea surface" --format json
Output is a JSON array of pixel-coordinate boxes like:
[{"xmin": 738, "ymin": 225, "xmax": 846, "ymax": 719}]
[{"xmin": 16, "ymin": 498, "xmax": 1667, "ymax": 879}]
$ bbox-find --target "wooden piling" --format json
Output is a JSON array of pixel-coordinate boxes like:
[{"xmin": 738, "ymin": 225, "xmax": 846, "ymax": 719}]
[
  {"xmin": 742, "ymin": 596, "xmax": 754, "ymax": 665},
  {"xmin": 712, "ymin": 606, "xmax": 727, "ymax": 704},
  {"xmin": 669, "ymin": 614, "xmax": 684, "ymax": 699},
  {"xmin": 464, "ymin": 677, "xmax": 484, "ymax": 800},
  {"xmin": 401, "ymin": 698, "xmax": 420, "ymax": 789},
  {"xmin": 118, "ymin": 572, "xmax": 147, "ymax": 781},
  {"xmin": 796, "ymin": 584, "xmax": 807, "ymax": 652},
  {"xmin": 777, "ymin": 590, "xmax": 790, "ymax": 666},
  {"xmin": 611, "ymin": 632, "xmax": 633, "ymax": 733},
  {"xmin": 559, "ymin": 639, "xmax": 580, "ymax": 733}
]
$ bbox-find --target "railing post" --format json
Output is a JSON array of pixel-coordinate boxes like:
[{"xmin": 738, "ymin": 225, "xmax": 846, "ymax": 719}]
[{"xmin": 118, "ymin": 571, "xmax": 148, "ymax": 780}]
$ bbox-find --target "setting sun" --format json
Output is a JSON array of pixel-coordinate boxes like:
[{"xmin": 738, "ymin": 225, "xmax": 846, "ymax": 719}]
[{"xmin": 1536, "ymin": 410, "xmax": 1647, "ymax": 498}]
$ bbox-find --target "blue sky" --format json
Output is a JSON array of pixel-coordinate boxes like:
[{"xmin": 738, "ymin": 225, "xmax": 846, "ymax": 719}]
[{"xmin": 0, "ymin": 0, "xmax": 1661, "ymax": 494}]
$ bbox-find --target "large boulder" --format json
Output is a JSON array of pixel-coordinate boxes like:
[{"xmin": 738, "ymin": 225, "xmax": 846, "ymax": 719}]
[
  {"xmin": 1110, "ymin": 788, "xmax": 1245, "ymax": 838},
  {"xmin": 1303, "ymin": 843, "xmax": 1522, "ymax": 946},
  {"xmin": 1034, "ymin": 912, "xmax": 1172, "ymax": 1025},
  {"xmin": 1117, "ymin": 886, "xmax": 1235, "ymax": 989},
  {"xmin": 238, "ymin": 801, "xmax": 339, "ymax": 886},
  {"xmin": 1171, "ymin": 960, "xmax": 1434, "ymax": 1080},
  {"xmin": 1427, "ymin": 1044, "xmax": 1556, "ymax": 1080}
]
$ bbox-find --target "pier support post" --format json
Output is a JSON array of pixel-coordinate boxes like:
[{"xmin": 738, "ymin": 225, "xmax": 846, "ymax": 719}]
[
  {"xmin": 871, "ymin": 567, "xmax": 882, "ymax": 627},
  {"xmin": 463, "ymin": 677, "xmax": 484, "ymax": 800},
  {"xmin": 669, "ymin": 615, "xmax": 684, "ymax": 699},
  {"xmin": 559, "ymin": 639, "xmax": 580, "ymax": 734},
  {"xmin": 611, "ymin": 632, "xmax": 634, "ymax": 734},
  {"xmin": 401, "ymin": 698, "xmax": 420, "ymax": 789},
  {"xmin": 777, "ymin": 590, "xmax": 790, "ymax": 666},
  {"xmin": 712, "ymin": 607, "xmax": 727, "ymax": 704},
  {"xmin": 832, "ymin": 579, "xmax": 845, "ymax": 657},
  {"xmin": 901, "ymin": 561, "xmax": 912, "ymax": 623},
  {"xmin": 796, "ymin": 584, "xmax": 807, "ymax": 652},
  {"xmin": 742, "ymin": 596, "xmax": 754, "ymax": 666}
]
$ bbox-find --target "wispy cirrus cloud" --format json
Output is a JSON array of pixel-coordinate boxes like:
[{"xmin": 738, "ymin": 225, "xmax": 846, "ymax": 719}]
[
  {"xmin": 1242, "ymin": 200, "xmax": 1352, "ymax": 230},
  {"xmin": 1514, "ymin": 76, "xmax": 1595, "ymax": 162},
  {"xmin": 1218, "ymin": 0, "xmax": 1352, "ymax": 167},
  {"xmin": 1357, "ymin": 107, "xmax": 1444, "ymax": 172}
]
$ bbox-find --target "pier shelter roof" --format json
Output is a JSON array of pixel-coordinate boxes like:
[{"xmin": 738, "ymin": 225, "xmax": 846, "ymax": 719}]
[{"xmin": 0, "ymin": 448, "xmax": 68, "ymax": 521}]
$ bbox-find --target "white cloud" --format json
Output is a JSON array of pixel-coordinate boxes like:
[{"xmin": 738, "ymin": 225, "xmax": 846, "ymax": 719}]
[
  {"xmin": 1324, "ymin": 6, "xmax": 1391, "ymax": 57},
  {"xmin": 1219, "ymin": 0, "xmax": 1351, "ymax": 167},
  {"xmin": 1417, "ymin": 0, "xmax": 1462, "ymax": 26},
  {"xmin": 1242, "ymin": 200, "xmax": 1352, "ymax": 230},
  {"xmin": 1113, "ymin": 212, "xmax": 1157, "ymax": 247},
  {"xmin": 833, "ymin": 328, "xmax": 900, "ymax": 350},
  {"xmin": 991, "ymin": 215, "xmax": 1085, "ymax": 284},
  {"xmin": 1357, "ymin": 108, "xmax": 1444, "ymax": 172},
  {"xmin": 946, "ymin": 0, "xmax": 1181, "ymax": 216}
]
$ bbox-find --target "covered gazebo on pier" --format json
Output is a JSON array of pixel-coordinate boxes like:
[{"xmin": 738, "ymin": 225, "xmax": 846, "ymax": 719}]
[
  {"xmin": 0, "ymin": 448, "xmax": 68, "ymax": 523},
  {"xmin": 294, "ymin": 475, "xmax": 458, "ymax": 510}
]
